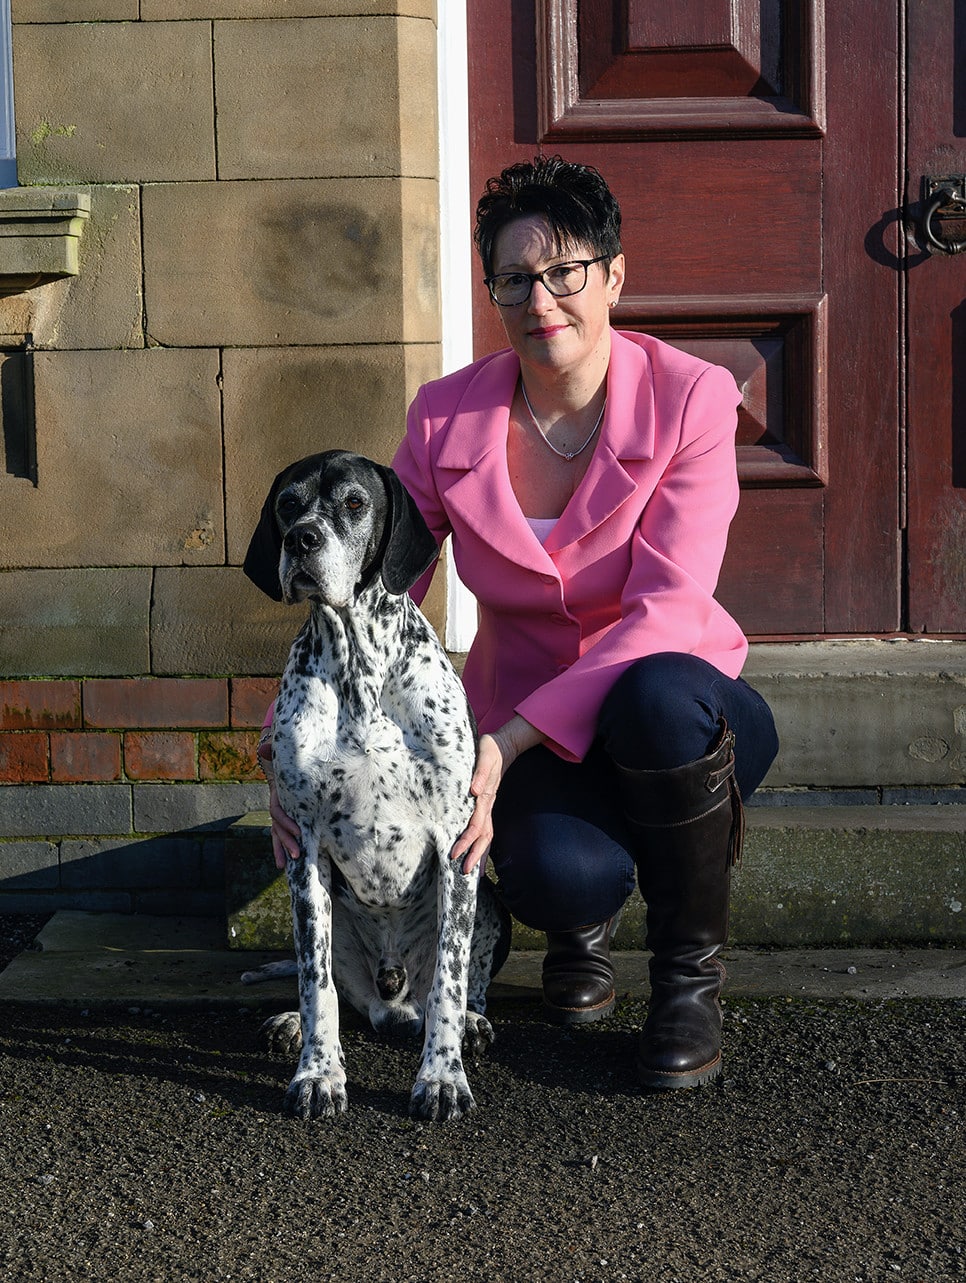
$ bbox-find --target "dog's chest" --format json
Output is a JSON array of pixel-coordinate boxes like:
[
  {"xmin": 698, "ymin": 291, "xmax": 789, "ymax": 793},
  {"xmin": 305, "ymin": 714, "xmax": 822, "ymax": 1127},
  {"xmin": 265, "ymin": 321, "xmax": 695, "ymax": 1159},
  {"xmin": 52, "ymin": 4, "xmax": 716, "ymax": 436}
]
[{"xmin": 273, "ymin": 636, "xmax": 473, "ymax": 904}]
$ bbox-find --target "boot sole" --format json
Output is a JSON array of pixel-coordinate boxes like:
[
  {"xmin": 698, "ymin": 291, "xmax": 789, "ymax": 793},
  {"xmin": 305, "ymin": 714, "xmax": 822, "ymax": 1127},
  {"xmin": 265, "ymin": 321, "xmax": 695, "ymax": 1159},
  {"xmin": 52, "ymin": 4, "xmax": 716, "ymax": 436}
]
[
  {"xmin": 637, "ymin": 1052, "xmax": 722, "ymax": 1091},
  {"xmin": 542, "ymin": 992, "xmax": 617, "ymax": 1026}
]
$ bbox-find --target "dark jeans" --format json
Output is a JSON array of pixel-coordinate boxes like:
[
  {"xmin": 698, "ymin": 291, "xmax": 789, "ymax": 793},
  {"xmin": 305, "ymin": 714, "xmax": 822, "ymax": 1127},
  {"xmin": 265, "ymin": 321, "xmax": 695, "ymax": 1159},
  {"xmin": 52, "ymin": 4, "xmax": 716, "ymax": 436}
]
[{"xmin": 489, "ymin": 652, "xmax": 779, "ymax": 932}]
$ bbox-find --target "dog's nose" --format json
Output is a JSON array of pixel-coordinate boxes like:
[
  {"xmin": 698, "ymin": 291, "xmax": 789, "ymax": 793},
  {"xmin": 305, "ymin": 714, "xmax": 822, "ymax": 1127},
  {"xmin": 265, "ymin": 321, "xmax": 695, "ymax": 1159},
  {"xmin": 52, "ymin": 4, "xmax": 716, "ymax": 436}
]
[{"xmin": 283, "ymin": 523, "xmax": 322, "ymax": 555}]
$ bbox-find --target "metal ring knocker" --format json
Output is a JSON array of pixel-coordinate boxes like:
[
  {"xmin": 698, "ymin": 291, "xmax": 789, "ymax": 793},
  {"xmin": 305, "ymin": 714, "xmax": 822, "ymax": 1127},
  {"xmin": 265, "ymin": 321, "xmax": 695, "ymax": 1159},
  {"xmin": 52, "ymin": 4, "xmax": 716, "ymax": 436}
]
[{"xmin": 922, "ymin": 178, "xmax": 966, "ymax": 254}]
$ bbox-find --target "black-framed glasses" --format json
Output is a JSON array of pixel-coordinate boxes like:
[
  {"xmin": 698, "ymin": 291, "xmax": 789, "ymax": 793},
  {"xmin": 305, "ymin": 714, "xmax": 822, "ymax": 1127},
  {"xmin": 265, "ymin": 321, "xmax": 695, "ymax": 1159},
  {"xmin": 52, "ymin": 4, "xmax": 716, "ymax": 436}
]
[{"xmin": 483, "ymin": 256, "xmax": 609, "ymax": 307}]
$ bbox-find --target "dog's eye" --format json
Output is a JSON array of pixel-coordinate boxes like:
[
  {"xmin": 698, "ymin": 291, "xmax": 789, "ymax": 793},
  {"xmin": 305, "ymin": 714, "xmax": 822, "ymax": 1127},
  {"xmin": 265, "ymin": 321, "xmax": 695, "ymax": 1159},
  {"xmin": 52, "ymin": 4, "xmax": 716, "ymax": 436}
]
[{"xmin": 344, "ymin": 494, "xmax": 365, "ymax": 511}]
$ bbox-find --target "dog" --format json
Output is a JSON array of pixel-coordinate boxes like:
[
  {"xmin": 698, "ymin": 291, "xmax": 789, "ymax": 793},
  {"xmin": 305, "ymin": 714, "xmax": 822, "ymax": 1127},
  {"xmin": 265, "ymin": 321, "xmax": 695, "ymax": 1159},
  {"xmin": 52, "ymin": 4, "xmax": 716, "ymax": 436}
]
[{"xmin": 242, "ymin": 450, "xmax": 510, "ymax": 1123}]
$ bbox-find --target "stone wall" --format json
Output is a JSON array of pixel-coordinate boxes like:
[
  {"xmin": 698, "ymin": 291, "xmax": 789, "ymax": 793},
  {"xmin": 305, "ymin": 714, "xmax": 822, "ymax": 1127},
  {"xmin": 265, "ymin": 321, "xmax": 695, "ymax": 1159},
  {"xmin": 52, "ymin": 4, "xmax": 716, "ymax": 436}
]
[{"xmin": 0, "ymin": 0, "xmax": 444, "ymax": 914}]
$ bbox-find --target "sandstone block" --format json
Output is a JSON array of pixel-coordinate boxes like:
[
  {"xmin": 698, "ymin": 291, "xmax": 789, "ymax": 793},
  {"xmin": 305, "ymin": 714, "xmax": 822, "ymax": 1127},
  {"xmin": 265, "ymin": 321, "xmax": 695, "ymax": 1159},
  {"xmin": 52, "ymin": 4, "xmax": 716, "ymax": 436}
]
[
  {"xmin": 1, "ymin": 348, "xmax": 223, "ymax": 567},
  {"xmin": 12, "ymin": 1, "xmax": 137, "ymax": 20},
  {"xmin": 142, "ymin": 178, "xmax": 439, "ymax": 346},
  {"xmin": 142, "ymin": 1, "xmax": 434, "ymax": 17},
  {"xmin": 222, "ymin": 343, "xmax": 440, "ymax": 563},
  {"xmin": 0, "ymin": 569, "xmax": 151, "ymax": 676},
  {"xmin": 152, "ymin": 567, "xmax": 299, "ymax": 677},
  {"xmin": 13, "ymin": 21, "xmax": 215, "ymax": 183},
  {"xmin": 215, "ymin": 16, "xmax": 436, "ymax": 180}
]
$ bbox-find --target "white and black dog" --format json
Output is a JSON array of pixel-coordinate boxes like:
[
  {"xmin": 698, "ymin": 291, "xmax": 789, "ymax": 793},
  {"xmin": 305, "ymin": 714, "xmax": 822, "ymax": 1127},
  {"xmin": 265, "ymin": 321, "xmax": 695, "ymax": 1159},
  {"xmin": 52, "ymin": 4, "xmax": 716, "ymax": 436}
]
[{"xmin": 243, "ymin": 451, "xmax": 510, "ymax": 1122}]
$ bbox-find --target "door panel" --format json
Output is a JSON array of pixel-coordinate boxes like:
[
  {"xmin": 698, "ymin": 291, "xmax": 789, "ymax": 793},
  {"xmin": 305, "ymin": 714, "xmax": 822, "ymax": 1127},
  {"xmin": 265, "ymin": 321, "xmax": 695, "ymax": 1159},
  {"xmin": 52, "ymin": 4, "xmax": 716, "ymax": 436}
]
[
  {"xmin": 905, "ymin": 2, "xmax": 966, "ymax": 631},
  {"xmin": 468, "ymin": 0, "xmax": 903, "ymax": 637}
]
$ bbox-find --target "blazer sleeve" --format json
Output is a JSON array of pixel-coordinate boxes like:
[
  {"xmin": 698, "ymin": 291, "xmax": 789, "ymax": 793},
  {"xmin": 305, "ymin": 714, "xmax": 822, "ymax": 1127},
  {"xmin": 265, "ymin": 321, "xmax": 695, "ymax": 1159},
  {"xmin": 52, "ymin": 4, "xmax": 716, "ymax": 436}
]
[
  {"xmin": 516, "ymin": 363, "xmax": 744, "ymax": 762},
  {"xmin": 391, "ymin": 384, "xmax": 453, "ymax": 608}
]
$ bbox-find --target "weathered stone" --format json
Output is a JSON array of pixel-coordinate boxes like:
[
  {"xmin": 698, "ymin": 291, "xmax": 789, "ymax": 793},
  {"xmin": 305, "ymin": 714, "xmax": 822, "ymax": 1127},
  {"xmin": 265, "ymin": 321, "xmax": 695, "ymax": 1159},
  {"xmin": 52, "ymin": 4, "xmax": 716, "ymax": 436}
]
[
  {"xmin": 0, "ymin": 570, "xmax": 151, "ymax": 676},
  {"xmin": 732, "ymin": 805, "xmax": 966, "ymax": 945},
  {"xmin": 215, "ymin": 16, "xmax": 436, "ymax": 181},
  {"xmin": 744, "ymin": 639, "xmax": 966, "ymax": 787},
  {"xmin": 133, "ymin": 781, "xmax": 269, "ymax": 834},
  {"xmin": 141, "ymin": 177, "xmax": 439, "ymax": 347},
  {"xmin": 0, "ymin": 188, "xmax": 90, "ymax": 283},
  {"xmin": 0, "ymin": 784, "xmax": 132, "ymax": 837},
  {"xmin": 222, "ymin": 343, "xmax": 440, "ymax": 563},
  {"xmin": 12, "ymin": 0, "xmax": 137, "ymax": 21},
  {"xmin": 0, "ymin": 840, "xmax": 60, "ymax": 889},
  {"xmin": 0, "ymin": 186, "xmax": 143, "ymax": 350},
  {"xmin": 225, "ymin": 806, "xmax": 966, "ymax": 951},
  {"xmin": 0, "ymin": 349, "xmax": 223, "ymax": 567},
  {"xmin": 224, "ymin": 813, "xmax": 289, "ymax": 949},
  {"xmin": 60, "ymin": 835, "xmax": 204, "ymax": 889},
  {"xmin": 151, "ymin": 567, "xmax": 301, "ymax": 678},
  {"xmin": 13, "ymin": 21, "xmax": 215, "ymax": 183},
  {"xmin": 142, "ymin": 0, "xmax": 434, "ymax": 18}
]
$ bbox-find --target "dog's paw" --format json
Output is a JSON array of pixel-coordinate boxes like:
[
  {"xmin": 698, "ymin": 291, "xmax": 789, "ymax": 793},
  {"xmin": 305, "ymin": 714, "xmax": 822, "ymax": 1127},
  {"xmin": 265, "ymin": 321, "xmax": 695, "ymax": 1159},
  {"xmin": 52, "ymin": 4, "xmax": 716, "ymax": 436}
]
[
  {"xmin": 409, "ymin": 1074, "xmax": 476, "ymax": 1123},
  {"xmin": 283, "ymin": 1072, "xmax": 348, "ymax": 1121},
  {"xmin": 257, "ymin": 1011, "xmax": 303, "ymax": 1056},
  {"xmin": 463, "ymin": 1012, "xmax": 495, "ymax": 1060}
]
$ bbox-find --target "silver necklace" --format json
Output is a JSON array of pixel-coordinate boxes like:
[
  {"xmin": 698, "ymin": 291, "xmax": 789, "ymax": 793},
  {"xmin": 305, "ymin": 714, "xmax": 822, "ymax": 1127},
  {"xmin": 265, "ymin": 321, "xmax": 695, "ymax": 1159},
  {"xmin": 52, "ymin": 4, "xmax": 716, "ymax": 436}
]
[{"xmin": 520, "ymin": 382, "xmax": 605, "ymax": 461}]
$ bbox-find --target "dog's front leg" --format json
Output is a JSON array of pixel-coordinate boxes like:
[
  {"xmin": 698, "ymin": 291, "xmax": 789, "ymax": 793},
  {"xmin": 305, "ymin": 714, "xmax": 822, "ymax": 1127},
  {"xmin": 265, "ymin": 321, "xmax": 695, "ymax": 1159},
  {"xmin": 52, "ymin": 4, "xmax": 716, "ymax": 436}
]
[
  {"xmin": 410, "ymin": 852, "xmax": 478, "ymax": 1122},
  {"xmin": 284, "ymin": 851, "xmax": 347, "ymax": 1120}
]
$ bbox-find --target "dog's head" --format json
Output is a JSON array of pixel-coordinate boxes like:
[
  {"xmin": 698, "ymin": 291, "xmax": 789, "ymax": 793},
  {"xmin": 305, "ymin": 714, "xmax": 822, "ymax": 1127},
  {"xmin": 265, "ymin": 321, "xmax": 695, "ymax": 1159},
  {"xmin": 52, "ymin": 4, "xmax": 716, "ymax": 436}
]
[{"xmin": 243, "ymin": 451, "xmax": 439, "ymax": 607}]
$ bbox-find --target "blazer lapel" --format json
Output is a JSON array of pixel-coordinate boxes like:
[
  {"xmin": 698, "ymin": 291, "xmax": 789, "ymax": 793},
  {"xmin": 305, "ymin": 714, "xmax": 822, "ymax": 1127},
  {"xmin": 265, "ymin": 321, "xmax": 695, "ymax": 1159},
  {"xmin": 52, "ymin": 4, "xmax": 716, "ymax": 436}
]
[{"xmin": 437, "ymin": 350, "xmax": 557, "ymax": 574}]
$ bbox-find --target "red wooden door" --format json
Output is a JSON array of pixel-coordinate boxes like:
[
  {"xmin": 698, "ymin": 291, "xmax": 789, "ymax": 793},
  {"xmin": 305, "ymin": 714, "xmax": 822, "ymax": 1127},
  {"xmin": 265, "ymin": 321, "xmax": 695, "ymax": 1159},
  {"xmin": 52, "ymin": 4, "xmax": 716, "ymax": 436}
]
[{"xmin": 467, "ymin": 0, "xmax": 910, "ymax": 638}]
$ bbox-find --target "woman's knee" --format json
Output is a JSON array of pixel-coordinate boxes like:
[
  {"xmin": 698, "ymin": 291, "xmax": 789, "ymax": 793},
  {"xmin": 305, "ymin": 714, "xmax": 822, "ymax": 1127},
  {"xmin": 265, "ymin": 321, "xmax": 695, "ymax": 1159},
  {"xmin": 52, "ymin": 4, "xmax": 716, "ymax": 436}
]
[{"xmin": 598, "ymin": 653, "xmax": 721, "ymax": 770}]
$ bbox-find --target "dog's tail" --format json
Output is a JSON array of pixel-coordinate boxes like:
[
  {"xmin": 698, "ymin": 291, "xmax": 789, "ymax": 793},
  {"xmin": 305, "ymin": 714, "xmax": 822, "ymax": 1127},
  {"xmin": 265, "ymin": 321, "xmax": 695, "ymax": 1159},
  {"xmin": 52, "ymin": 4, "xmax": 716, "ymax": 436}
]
[{"xmin": 239, "ymin": 959, "xmax": 298, "ymax": 986}]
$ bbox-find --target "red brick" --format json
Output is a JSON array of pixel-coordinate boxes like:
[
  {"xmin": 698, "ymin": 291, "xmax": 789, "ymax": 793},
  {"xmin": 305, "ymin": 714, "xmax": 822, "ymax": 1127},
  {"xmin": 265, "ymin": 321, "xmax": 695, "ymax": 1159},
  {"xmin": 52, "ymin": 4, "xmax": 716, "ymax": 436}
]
[
  {"xmin": 230, "ymin": 677, "xmax": 279, "ymax": 728},
  {"xmin": 0, "ymin": 731, "xmax": 49, "ymax": 782},
  {"xmin": 84, "ymin": 678, "xmax": 229, "ymax": 729},
  {"xmin": 124, "ymin": 731, "xmax": 197, "ymax": 781},
  {"xmin": 0, "ymin": 680, "xmax": 81, "ymax": 730},
  {"xmin": 199, "ymin": 730, "xmax": 262, "ymax": 781},
  {"xmin": 50, "ymin": 732, "xmax": 122, "ymax": 783}
]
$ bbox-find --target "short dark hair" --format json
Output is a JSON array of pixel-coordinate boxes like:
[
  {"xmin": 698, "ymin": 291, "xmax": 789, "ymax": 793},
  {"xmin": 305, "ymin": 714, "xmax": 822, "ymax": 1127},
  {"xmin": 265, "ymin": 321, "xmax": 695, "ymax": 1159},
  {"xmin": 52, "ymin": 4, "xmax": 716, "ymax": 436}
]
[{"xmin": 474, "ymin": 154, "xmax": 622, "ymax": 278}]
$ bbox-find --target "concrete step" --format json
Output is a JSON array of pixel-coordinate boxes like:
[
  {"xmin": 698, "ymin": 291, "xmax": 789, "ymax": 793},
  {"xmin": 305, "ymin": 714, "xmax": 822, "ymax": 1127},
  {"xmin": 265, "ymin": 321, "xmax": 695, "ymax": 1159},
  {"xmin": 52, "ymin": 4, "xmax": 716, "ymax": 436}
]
[
  {"xmin": 743, "ymin": 639, "xmax": 966, "ymax": 790},
  {"xmin": 224, "ymin": 804, "xmax": 966, "ymax": 951}
]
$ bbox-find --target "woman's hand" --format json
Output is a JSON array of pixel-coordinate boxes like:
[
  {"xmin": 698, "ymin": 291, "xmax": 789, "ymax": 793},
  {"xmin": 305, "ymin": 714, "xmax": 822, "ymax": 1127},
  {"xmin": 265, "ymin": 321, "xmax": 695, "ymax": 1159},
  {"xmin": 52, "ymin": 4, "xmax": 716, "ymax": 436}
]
[
  {"xmin": 257, "ymin": 725, "xmax": 301, "ymax": 869},
  {"xmin": 268, "ymin": 783, "xmax": 301, "ymax": 869},
  {"xmin": 450, "ymin": 715, "xmax": 544, "ymax": 875}
]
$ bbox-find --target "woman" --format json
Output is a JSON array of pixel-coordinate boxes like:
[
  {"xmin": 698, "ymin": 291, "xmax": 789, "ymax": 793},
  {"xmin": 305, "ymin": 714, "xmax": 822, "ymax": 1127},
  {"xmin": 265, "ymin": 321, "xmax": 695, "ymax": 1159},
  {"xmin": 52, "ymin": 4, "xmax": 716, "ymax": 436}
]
[{"xmin": 267, "ymin": 155, "xmax": 778, "ymax": 1090}]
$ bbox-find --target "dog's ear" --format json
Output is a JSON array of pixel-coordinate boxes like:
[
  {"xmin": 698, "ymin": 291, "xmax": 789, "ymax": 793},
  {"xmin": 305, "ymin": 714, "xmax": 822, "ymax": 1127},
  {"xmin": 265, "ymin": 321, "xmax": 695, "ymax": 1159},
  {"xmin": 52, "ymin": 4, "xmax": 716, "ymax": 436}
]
[
  {"xmin": 243, "ymin": 468, "xmax": 289, "ymax": 602},
  {"xmin": 376, "ymin": 465, "xmax": 440, "ymax": 595}
]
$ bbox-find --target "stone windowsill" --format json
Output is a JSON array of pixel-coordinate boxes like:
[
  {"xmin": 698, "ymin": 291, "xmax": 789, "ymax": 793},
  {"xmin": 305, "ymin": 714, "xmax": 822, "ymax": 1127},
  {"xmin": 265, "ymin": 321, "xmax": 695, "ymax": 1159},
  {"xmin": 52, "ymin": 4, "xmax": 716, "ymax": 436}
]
[{"xmin": 0, "ymin": 187, "xmax": 90, "ymax": 296}]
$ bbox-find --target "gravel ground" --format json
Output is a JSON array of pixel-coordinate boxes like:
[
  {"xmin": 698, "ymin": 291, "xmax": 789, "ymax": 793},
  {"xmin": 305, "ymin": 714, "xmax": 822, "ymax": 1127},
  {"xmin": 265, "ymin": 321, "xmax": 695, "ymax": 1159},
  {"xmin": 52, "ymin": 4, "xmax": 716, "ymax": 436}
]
[{"xmin": 0, "ymin": 914, "xmax": 964, "ymax": 1282}]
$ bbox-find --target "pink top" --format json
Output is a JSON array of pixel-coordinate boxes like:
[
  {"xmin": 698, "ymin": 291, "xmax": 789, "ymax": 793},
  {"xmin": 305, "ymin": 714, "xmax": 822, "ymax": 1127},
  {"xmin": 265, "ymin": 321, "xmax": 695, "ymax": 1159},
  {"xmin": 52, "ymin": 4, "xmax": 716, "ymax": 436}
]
[{"xmin": 391, "ymin": 329, "xmax": 748, "ymax": 764}]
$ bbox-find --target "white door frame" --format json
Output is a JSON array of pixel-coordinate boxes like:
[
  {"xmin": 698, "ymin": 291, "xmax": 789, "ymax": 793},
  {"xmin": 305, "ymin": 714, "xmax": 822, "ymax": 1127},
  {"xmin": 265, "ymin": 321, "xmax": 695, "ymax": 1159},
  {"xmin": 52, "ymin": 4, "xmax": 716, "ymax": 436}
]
[{"xmin": 437, "ymin": 1, "xmax": 478, "ymax": 650}]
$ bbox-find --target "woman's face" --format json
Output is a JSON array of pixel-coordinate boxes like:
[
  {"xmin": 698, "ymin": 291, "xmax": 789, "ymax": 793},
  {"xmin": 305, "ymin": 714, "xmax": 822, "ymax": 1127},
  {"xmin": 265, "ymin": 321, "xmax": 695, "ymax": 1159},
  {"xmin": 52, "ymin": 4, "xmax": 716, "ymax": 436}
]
[{"xmin": 489, "ymin": 215, "xmax": 624, "ymax": 381}]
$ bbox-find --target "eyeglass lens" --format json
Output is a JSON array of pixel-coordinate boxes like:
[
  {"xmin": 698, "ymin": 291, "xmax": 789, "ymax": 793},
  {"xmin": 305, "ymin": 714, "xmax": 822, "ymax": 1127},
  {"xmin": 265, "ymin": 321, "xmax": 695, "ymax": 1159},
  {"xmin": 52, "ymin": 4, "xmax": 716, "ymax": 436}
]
[{"xmin": 488, "ymin": 261, "xmax": 590, "ymax": 306}]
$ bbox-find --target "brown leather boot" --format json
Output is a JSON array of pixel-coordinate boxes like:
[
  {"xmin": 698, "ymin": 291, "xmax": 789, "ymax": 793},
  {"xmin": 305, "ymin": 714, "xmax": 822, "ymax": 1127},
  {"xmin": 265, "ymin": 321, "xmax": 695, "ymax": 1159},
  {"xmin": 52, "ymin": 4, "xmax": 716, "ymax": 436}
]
[
  {"xmin": 542, "ymin": 917, "xmax": 618, "ymax": 1024},
  {"xmin": 614, "ymin": 721, "xmax": 744, "ymax": 1089}
]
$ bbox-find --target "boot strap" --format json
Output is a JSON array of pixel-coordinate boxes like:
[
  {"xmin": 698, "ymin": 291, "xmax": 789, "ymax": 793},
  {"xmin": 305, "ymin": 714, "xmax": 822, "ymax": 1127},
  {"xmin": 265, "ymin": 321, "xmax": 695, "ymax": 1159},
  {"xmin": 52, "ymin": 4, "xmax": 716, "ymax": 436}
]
[{"xmin": 615, "ymin": 720, "xmax": 744, "ymax": 866}]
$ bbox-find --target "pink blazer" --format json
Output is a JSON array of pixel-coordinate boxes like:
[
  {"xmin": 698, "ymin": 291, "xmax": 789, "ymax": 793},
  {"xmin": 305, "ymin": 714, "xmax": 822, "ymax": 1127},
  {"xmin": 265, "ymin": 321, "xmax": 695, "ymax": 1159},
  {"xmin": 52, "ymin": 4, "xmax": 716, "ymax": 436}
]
[{"xmin": 391, "ymin": 328, "xmax": 748, "ymax": 764}]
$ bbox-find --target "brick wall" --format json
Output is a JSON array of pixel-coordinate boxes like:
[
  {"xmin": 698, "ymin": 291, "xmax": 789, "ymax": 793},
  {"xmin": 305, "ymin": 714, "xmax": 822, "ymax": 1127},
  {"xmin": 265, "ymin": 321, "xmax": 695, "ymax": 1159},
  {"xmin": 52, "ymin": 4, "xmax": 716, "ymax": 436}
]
[
  {"xmin": 0, "ymin": 677, "xmax": 277, "ymax": 913},
  {"xmin": 0, "ymin": 2, "xmax": 444, "ymax": 915}
]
